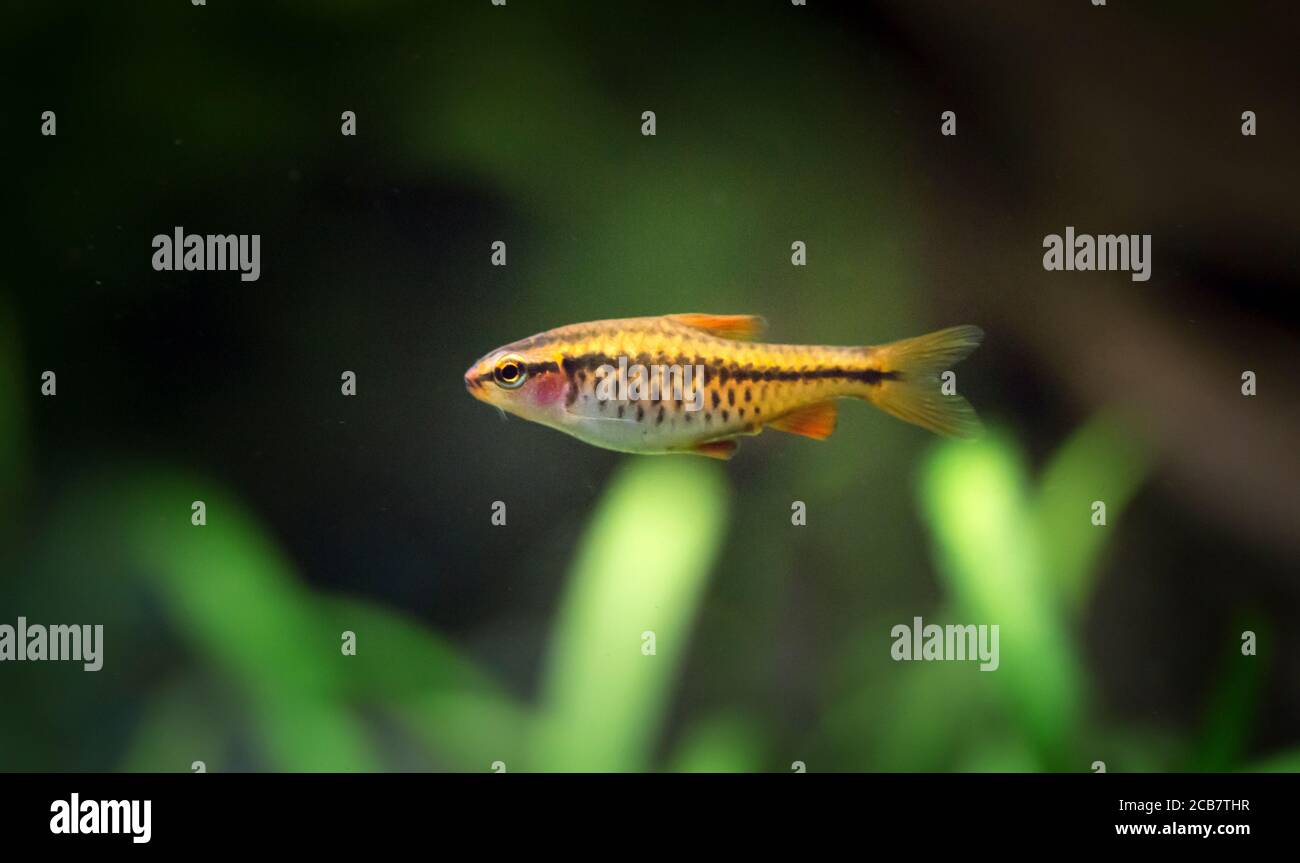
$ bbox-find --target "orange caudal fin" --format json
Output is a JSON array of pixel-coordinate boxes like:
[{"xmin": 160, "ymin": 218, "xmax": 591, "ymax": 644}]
[
  {"xmin": 768, "ymin": 401, "xmax": 838, "ymax": 440},
  {"xmin": 863, "ymin": 325, "xmax": 985, "ymax": 438},
  {"xmin": 668, "ymin": 313, "xmax": 767, "ymax": 341},
  {"xmin": 690, "ymin": 439, "xmax": 739, "ymax": 460}
]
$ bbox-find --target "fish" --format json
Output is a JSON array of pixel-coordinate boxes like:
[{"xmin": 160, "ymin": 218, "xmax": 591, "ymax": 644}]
[{"xmin": 464, "ymin": 314, "xmax": 983, "ymax": 460}]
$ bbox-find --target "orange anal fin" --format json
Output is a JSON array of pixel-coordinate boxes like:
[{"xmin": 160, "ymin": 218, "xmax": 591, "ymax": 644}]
[
  {"xmin": 668, "ymin": 313, "xmax": 767, "ymax": 341},
  {"xmin": 690, "ymin": 439, "xmax": 739, "ymax": 460},
  {"xmin": 768, "ymin": 401, "xmax": 838, "ymax": 440}
]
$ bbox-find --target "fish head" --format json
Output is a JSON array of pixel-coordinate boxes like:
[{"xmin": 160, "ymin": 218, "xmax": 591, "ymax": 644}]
[{"xmin": 464, "ymin": 340, "xmax": 571, "ymax": 425}]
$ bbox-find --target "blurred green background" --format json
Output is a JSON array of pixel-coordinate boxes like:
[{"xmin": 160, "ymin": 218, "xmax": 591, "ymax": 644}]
[{"xmin": 2, "ymin": 1, "xmax": 1298, "ymax": 772}]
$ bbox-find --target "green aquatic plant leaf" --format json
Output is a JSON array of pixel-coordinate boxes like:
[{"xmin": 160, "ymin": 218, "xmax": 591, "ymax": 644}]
[
  {"xmin": 1035, "ymin": 412, "xmax": 1149, "ymax": 612},
  {"xmin": 317, "ymin": 595, "xmax": 531, "ymax": 771},
  {"xmin": 1187, "ymin": 613, "xmax": 1267, "ymax": 772},
  {"xmin": 919, "ymin": 431, "xmax": 1085, "ymax": 770},
  {"xmin": 60, "ymin": 472, "xmax": 529, "ymax": 772},
  {"xmin": 107, "ymin": 475, "xmax": 377, "ymax": 770},
  {"xmin": 532, "ymin": 457, "xmax": 729, "ymax": 772},
  {"xmin": 1247, "ymin": 749, "xmax": 1300, "ymax": 772},
  {"xmin": 120, "ymin": 681, "xmax": 230, "ymax": 772},
  {"xmin": 669, "ymin": 713, "xmax": 766, "ymax": 773}
]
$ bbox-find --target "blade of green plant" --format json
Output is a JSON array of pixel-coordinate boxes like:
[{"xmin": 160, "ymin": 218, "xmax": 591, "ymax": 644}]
[
  {"xmin": 249, "ymin": 694, "xmax": 377, "ymax": 772},
  {"xmin": 1246, "ymin": 749, "xmax": 1300, "ymax": 772},
  {"xmin": 317, "ymin": 594, "xmax": 511, "ymax": 702},
  {"xmin": 873, "ymin": 621, "xmax": 1008, "ymax": 771},
  {"xmin": 669, "ymin": 713, "xmax": 765, "ymax": 773},
  {"xmin": 105, "ymin": 472, "xmax": 379, "ymax": 770},
  {"xmin": 956, "ymin": 737, "xmax": 1040, "ymax": 772},
  {"xmin": 316, "ymin": 595, "xmax": 531, "ymax": 771},
  {"xmin": 1035, "ymin": 412, "xmax": 1149, "ymax": 611},
  {"xmin": 120, "ymin": 681, "xmax": 229, "ymax": 772},
  {"xmin": 64, "ymin": 472, "xmax": 522, "ymax": 771},
  {"xmin": 116, "ymin": 476, "xmax": 344, "ymax": 701},
  {"xmin": 393, "ymin": 691, "xmax": 534, "ymax": 772},
  {"xmin": 919, "ymin": 431, "xmax": 1084, "ymax": 770},
  {"xmin": 1187, "ymin": 613, "xmax": 1267, "ymax": 772},
  {"xmin": 127, "ymin": 683, "xmax": 388, "ymax": 772},
  {"xmin": 532, "ymin": 457, "xmax": 729, "ymax": 772}
]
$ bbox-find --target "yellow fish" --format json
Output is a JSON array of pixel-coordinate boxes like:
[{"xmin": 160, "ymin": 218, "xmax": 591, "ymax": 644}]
[{"xmin": 464, "ymin": 314, "xmax": 983, "ymax": 459}]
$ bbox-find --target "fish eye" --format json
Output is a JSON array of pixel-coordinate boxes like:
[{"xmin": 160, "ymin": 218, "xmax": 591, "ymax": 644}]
[{"xmin": 493, "ymin": 354, "xmax": 527, "ymax": 389}]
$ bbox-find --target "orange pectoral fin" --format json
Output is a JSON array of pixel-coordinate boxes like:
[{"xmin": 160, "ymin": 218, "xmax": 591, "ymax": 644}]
[
  {"xmin": 690, "ymin": 439, "xmax": 739, "ymax": 460},
  {"xmin": 768, "ymin": 401, "xmax": 838, "ymax": 440},
  {"xmin": 668, "ymin": 313, "xmax": 767, "ymax": 341}
]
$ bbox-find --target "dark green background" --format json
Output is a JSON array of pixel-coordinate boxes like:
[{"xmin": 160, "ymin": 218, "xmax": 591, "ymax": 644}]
[{"xmin": 2, "ymin": 0, "xmax": 1297, "ymax": 771}]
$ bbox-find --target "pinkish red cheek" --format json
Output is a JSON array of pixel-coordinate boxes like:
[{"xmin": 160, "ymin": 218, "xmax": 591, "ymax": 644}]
[{"xmin": 530, "ymin": 374, "xmax": 567, "ymax": 406}]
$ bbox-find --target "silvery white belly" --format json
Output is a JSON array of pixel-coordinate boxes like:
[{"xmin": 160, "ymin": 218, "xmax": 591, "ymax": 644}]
[{"xmin": 561, "ymin": 396, "xmax": 712, "ymax": 454}]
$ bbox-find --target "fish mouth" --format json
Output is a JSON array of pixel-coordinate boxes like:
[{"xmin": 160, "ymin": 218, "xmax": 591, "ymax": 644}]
[{"xmin": 464, "ymin": 369, "xmax": 484, "ymax": 397}]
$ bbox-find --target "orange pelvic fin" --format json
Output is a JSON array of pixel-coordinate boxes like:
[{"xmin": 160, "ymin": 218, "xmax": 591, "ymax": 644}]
[
  {"xmin": 669, "ymin": 313, "xmax": 767, "ymax": 341},
  {"xmin": 690, "ymin": 438, "xmax": 740, "ymax": 460},
  {"xmin": 768, "ymin": 401, "xmax": 838, "ymax": 440}
]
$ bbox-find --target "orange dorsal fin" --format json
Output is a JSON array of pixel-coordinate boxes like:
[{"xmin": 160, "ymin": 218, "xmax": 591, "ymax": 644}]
[
  {"xmin": 690, "ymin": 439, "xmax": 739, "ymax": 460},
  {"xmin": 668, "ymin": 313, "xmax": 767, "ymax": 341},
  {"xmin": 768, "ymin": 401, "xmax": 838, "ymax": 440}
]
